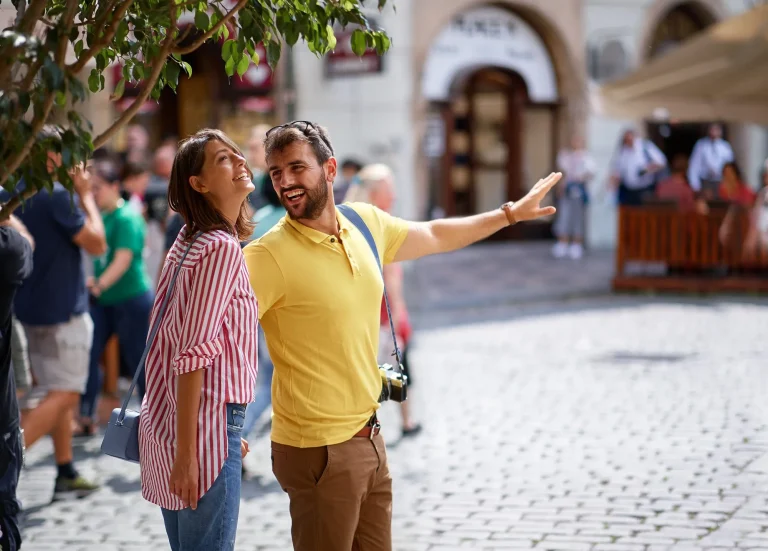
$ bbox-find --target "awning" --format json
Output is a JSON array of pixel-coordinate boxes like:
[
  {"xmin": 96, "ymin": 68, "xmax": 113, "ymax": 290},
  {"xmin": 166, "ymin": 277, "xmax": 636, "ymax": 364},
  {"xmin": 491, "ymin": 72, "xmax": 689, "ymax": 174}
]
[{"xmin": 596, "ymin": 5, "xmax": 768, "ymax": 124}]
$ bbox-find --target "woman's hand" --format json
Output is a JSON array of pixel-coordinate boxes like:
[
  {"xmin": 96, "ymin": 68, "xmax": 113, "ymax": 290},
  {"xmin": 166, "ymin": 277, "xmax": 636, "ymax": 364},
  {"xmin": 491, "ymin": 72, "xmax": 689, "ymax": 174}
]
[
  {"xmin": 241, "ymin": 438, "xmax": 249, "ymax": 459},
  {"xmin": 169, "ymin": 452, "xmax": 199, "ymax": 510}
]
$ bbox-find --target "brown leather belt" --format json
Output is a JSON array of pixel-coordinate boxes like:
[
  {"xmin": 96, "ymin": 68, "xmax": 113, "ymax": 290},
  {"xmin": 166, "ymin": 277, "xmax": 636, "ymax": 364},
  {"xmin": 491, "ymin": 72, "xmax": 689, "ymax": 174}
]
[{"xmin": 354, "ymin": 415, "xmax": 381, "ymax": 440}]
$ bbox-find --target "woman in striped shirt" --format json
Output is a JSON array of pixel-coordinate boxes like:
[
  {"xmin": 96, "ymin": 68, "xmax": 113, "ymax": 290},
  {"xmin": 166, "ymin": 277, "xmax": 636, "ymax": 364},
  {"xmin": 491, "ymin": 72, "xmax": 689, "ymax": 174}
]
[{"xmin": 138, "ymin": 129, "xmax": 259, "ymax": 551}]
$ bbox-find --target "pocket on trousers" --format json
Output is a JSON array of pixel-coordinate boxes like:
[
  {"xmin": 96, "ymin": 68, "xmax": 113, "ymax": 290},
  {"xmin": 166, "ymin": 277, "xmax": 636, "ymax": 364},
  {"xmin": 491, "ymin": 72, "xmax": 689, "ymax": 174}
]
[
  {"xmin": 270, "ymin": 444, "xmax": 333, "ymax": 489},
  {"xmin": 312, "ymin": 446, "xmax": 332, "ymax": 486},
  {"xmin": 227, "ymin": 406, "xmax": 246, "ymax": 432}
]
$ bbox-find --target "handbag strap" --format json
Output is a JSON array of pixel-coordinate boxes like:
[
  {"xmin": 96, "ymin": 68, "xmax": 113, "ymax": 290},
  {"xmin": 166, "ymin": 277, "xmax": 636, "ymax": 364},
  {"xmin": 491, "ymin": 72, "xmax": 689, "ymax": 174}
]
[
  {"xmin": 337, "ymin": 205, "xmax": 403, "ymax": 369},
  {"xmin": 116, "ymin": 230, "xmax": 203, "ymax": 424}
]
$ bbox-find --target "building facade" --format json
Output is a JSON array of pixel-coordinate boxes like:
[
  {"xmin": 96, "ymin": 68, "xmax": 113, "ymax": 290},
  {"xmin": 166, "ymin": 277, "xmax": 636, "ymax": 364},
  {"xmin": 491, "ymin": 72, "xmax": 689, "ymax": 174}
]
[{"xmin": 292, "ymin": 0, "xmax": 768, "ymax": 247}]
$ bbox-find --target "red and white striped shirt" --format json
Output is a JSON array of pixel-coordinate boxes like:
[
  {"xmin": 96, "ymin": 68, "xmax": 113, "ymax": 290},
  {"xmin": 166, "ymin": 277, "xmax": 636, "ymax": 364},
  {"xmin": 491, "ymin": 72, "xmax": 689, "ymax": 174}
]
[{"xmin": 139, "ymin": 229, "xmax": 258, "ymax": 510}]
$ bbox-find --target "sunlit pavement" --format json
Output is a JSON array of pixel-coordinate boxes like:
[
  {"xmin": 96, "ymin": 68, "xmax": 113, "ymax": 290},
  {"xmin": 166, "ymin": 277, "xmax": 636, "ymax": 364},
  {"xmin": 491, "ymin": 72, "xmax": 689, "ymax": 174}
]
[{"xmin": 17, "ymin": 295, "xmax": 768, "ymax": 550}]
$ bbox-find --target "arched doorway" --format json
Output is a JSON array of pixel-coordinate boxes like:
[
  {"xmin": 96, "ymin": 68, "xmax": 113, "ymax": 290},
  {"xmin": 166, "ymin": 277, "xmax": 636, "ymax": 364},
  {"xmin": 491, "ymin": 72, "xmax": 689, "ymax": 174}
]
[
  {"xmin": 422, "ymin": 5, "xmax": 561, "ymax": 240},
  {"xmin": 645, "ymin": 2, "xmax": 721, "ymax": 162}
]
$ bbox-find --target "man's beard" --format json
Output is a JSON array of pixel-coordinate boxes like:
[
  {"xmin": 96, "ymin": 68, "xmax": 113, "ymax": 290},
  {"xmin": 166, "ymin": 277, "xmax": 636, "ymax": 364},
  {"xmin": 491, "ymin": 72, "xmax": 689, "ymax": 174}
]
[{"xmin": 282, "ymin": 171, "xmax": 329, "ymax": 221}]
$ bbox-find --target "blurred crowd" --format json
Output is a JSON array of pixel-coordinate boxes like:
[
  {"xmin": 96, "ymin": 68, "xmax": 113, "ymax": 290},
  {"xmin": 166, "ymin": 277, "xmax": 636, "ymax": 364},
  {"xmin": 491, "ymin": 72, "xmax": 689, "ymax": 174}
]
[{"xmin": 551, "ymin": 124, "xmax": 768, "ymax": 260}]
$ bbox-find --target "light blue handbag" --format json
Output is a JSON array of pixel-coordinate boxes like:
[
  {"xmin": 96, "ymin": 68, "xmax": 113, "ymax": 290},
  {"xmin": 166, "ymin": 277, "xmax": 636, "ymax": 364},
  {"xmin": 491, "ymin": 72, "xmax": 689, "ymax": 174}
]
[{"xmin": 100, "ymin": 231, "xmax": 202, "ymax": 463}]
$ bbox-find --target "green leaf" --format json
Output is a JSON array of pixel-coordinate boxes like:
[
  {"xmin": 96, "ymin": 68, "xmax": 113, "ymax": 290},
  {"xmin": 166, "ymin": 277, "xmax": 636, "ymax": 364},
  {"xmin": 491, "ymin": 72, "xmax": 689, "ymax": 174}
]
[
  {"xmin": 265, "ymin": 39, "xmax": 281, "ymax": 69},
  {"xmin": 350, "ymin": 29, "xmax": 367, "ymax": 56},
  {"xmin": 113, "ymin": 78, "xmax": 126, "ymax": 100},
  {"xmin": 216, "ymin": 23, "xmax": 230, "ymax": 41},
  {"xmin": 181, "ymin": 61, "xmax": 192, "ymax": 77},
  {"xmin": 236, "ymin": 55, "xmax": 250, "ymax": 77},
  {"xmin": 54, "ymin": 91, "xmax": 67, "ymax": 106},
  {"xmin": 74, "ymin": 39, "xmax": 83, "ymax": 57},
  {"xmin": 374, "ymin": 33, "xmax": 390, "ymax": 56},
  {"xmin": 87, "ymin": 69, "xmax": 100, "ymax": 92},
  {"xmin": 222, "ymin": 39, "xmax": 235, "ymax": 61},
  {"xmin": 165, "ymin": 62, "xmax": 180, "ymax": 89},
  {"xmin": 251, "ymin": 51, "xmax": 260, "ymax": 65},
  {"xmin": 194, "ymin": 11, "xmax": 209, "ymax": 31},
  {"xmin": 224, "ymin": 56, "xmax": 235, "ymax": 77},
  {"xmin": 326, "ymin": 25, "xmax": 337, "ymax": 51}
]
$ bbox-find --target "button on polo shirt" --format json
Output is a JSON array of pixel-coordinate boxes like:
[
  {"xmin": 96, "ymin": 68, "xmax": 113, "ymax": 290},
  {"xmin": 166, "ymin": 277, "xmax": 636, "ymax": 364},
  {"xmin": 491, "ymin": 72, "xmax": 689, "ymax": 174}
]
[{"xmin": 243, "ymin": 202, "xmax": 409, "ymax": 448}]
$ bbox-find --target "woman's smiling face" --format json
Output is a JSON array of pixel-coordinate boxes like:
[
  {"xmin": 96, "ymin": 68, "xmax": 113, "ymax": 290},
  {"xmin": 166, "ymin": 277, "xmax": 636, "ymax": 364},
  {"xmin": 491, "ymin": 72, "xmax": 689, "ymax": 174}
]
[{"xmin": 191, "ymin": 140, "xmax": 255, "ymax": 208}]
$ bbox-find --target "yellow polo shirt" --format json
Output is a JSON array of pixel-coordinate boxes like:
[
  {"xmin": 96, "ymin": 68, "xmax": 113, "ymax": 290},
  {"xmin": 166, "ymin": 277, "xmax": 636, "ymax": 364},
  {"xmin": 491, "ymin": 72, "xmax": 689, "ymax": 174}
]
[{"xmin": 243, "ymin": 202, "xmax": 409, "ymax": 448}]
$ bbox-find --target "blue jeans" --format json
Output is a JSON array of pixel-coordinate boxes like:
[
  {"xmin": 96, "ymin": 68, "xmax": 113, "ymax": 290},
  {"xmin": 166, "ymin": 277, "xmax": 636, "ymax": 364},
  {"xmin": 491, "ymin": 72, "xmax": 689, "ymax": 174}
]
[
  {"xmin": 0, "ymin": 427, "xmax": 23, "ymax": 551},
  {"xmin": 242, "ymin": 328, "xmax": 273, "ymax": 438},
  {"xmin": 161, "ymin": 403, "xmax": 245, "ymax": 551},
  {"xmin": 81, "ymin": 290, "xmax": 153, "ymax": 419}
]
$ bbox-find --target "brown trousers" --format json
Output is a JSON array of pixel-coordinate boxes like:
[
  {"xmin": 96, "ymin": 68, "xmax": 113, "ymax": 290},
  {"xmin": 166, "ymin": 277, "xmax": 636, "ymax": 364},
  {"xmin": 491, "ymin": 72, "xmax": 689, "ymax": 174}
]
[{"xmin": 271, "ymin": 433, "xmax": 392, "ymax": 551}]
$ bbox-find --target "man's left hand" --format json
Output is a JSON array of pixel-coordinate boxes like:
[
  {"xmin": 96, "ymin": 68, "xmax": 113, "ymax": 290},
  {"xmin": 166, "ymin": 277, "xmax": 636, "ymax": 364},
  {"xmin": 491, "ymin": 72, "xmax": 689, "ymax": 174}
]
[{"xmin": 510, "ymin": 172, "xmax": 561, "ymax": 223}]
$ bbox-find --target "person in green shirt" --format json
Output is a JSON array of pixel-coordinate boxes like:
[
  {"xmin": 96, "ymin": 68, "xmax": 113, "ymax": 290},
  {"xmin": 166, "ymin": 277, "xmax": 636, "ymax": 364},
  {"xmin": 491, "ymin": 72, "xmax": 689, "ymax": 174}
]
[{"xmin": 77, "ymin": 159, "xmax": 154, "ymax": 436}]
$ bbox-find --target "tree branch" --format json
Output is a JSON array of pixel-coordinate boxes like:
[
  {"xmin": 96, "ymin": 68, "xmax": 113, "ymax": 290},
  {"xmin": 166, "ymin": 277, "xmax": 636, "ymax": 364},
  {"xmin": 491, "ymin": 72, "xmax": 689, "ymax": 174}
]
[
  {"xmin": 67, "ymin": 0, "xmax": 133, "ymax": 75},
  {"xmin": 0, "ymin": 186, "xmax": 38, "ymax": 223},
  {"xmin": 0, "ymin": 0, "xmax": 78, "ymax": 190},
  {"xmin": 92, "ymin": 4, "xmax": 178, "ymax": 149},
  {"xmin": 172, "ymin": 0, "xmax": 248, "ymax": 56}
]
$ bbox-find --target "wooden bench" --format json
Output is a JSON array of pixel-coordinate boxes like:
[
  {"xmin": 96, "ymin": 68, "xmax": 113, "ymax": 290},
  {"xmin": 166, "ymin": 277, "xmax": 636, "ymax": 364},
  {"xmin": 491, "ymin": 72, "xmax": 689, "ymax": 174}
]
[{"xmin": 613, "ymin": 205, "xmax": 768, "ymax": 292}]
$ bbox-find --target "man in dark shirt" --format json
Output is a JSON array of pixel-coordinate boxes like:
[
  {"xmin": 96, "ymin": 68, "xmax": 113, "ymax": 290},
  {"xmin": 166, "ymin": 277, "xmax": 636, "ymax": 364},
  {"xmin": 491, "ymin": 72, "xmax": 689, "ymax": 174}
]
[
  {"xmin": 11, "ymin": 130, "xmax": 105, "ymax": 501},
  {"xmin": 0, "ymin": 215, "xmax": 34, "ymax": 551}
]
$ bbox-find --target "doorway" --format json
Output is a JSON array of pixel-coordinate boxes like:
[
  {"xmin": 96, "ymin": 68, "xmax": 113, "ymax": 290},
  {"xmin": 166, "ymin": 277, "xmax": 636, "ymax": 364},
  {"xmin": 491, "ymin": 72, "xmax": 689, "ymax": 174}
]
[{"xmin": 441, "ymin": 68, "xmax": 556, "ymax": 240}]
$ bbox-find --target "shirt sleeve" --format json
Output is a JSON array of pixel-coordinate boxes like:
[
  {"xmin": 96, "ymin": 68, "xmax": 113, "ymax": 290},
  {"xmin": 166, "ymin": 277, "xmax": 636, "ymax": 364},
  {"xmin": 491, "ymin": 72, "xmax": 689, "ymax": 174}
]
[
  {"xmin": 687, "ymin": 140, "xmax": 704, "ymax": 191},
  {"xmin": 173, "ymin": 238, "xmax": 242, "ymax": 376},
  {"xmin": 0, "ymin": 227, "xmax": 33, "ymax": 286},
  {"xmin": 243, "ymin": 242, "xmax": 285, "ymax": 320},
  {"xmin": 50, "ymin": 187, "xmax": 86, "ymax": 239},
  {"xmin": 348, "ymin": 202, "xmax": 409, "ymax": 265},
  {"xmin": 113, "ymin": 211, "xmax": 146, "ymax": 255},
  {"xmin": 646, "ymin": 140, "xmax": 667, "ymax": 168}
]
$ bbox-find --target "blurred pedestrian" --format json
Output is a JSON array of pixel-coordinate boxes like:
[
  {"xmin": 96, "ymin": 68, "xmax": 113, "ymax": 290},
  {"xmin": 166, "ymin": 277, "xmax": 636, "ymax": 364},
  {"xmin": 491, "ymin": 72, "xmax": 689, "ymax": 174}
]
[
  {"xmin": 687, "ymin": 124, "xmax": 734, "ymax": 197},
  {"xmin": 76, "ymin": 161, "xmax": 154, "ymax": 436},
  {"xmin": 246, "ymin": 124, "xmax": 272, "ymax": 212},
  {"xmin": 244, "ymin": 120, "xmax": 559, "ymax": 550},
  {"xmin": 335, "ymin": 158, "xmax": 364, "ymax": 203},
  {"xmin": 13, "ymin": 126, "xmax": 104, "ymax": 500},
  {"xmin": 358, "ymin": 163, "xmax": 422, "ymax": 437},
  {"xmin": 609, "ymin": 129, "xmax": 667, "ymax": 206},
  {"xmin": 0, "ymin": 214, "xmax": 34, "ymax": 551},
  {"xmin": 139, "ymin": 129, "xmax": 258, "ymax": 551},
  {"xmin": 552, "ymin": 135, "xmax": 595, "ymax": 260}
]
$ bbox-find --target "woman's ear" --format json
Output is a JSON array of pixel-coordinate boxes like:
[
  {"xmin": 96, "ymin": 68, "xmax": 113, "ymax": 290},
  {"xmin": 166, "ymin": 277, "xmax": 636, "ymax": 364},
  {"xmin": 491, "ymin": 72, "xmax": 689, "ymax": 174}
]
[{"xmin": 189, "ymin": 175, "xmax": 207, "ymax": 194}]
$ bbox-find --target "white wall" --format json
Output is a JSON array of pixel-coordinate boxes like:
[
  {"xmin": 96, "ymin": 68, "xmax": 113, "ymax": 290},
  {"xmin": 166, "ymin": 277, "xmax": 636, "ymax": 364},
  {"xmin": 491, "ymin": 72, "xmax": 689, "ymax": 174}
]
[
  {"xmin": 292, "ymin": 4, "xmax": 416, "ymax": 220},
  {"xmin": 584, "ymin": 1, "xmax": 649, "ymax": 249}
]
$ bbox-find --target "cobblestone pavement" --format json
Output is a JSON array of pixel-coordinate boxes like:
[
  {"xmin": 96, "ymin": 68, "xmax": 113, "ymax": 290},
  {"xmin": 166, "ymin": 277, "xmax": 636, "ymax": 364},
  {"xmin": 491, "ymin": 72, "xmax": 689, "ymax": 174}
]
[
  {"xmin": 403, "ymin": 242, "xmax": 614, "ymax": 312},
  {"xmin": 17, "ymin": 297, "xmax": 768, "ymax": 550}
]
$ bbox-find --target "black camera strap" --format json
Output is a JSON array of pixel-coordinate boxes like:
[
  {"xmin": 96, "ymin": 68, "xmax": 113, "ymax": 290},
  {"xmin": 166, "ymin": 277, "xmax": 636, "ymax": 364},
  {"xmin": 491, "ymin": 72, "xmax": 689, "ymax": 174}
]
[{"xmin": 337, "ymin": 205, "xmax": 403, "ymax": 371}]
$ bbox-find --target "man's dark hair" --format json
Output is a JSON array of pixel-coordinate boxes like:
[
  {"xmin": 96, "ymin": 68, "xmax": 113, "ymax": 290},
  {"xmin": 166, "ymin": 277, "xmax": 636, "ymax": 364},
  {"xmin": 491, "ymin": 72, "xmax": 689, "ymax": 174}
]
[{"xmin": 264, "ymin": 122, "xmax": 334, "ymax": 167}]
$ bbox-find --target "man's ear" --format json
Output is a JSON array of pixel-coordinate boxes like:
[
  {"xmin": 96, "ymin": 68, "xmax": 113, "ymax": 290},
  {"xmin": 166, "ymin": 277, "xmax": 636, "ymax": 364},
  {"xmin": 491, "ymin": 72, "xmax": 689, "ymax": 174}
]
[
  {"xmin": 189, "ymin": 175, "xmax": 207, "ymax": 194},
  {"xmin": 324, "ymin": 157, "xmax": 338, "ymax": 183}
]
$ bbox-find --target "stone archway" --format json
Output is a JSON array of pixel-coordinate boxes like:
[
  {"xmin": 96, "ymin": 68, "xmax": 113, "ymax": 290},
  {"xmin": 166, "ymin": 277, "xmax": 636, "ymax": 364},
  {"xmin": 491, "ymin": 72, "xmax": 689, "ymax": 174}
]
[{"xmin": 412, "ymin": 0, "xmax": 584, "ymax": 229}]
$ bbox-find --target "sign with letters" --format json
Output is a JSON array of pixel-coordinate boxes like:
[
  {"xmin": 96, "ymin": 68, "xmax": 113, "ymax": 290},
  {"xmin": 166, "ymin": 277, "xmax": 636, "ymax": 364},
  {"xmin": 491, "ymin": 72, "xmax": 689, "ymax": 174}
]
[{"xmin": 421, "ymin": 6, "xmax": 558, "ymax": 103}]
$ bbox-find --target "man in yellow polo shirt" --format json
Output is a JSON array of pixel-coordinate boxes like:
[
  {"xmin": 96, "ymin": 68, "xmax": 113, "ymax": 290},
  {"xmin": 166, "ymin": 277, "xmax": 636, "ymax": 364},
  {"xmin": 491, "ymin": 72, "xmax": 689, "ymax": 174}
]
[{"xmin": 244, "ymin": 121, "xmax": 560, "ymax": 551}]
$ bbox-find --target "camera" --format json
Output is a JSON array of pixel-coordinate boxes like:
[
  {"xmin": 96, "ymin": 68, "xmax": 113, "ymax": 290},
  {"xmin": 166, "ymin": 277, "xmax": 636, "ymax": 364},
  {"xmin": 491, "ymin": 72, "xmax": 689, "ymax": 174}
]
[{"xmin": 378, "ymin": 363, "xmax": 408, "ymax": 403}]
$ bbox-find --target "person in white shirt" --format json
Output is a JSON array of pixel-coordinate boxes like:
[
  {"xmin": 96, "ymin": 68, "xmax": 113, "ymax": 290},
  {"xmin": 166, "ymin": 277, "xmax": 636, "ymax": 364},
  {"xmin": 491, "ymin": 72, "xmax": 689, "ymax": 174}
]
[
  {"xmin": 687, "ymin": 124, "xmax": 734, "ymax": 197},
  {"xmin": 609, "ymin": 129, "xmax": 668, "ymax": 206},
  {"xmin": 552, "ymin": 135, "xmax": 595, "ymax": 260}
]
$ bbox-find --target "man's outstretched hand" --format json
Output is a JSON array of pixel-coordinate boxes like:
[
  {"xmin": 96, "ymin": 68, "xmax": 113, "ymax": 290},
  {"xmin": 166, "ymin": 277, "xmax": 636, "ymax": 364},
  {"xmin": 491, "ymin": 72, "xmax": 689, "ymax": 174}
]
[{"xmin": 509, "ymin": 172, "xmax": 562, "ymax": 223}]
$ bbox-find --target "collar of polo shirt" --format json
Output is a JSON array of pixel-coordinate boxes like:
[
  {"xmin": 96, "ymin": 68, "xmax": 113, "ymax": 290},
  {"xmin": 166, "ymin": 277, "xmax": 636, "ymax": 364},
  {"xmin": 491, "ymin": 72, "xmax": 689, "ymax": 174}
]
[{"xmin": 284, "ymin": 209, "xmax": 353, "ymax": 243}]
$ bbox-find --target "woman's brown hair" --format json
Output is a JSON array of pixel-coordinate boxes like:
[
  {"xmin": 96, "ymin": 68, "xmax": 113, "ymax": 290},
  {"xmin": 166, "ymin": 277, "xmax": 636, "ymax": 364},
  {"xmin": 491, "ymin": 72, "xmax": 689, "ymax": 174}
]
[{"xmin": 167, "ymin": 128, "xmax": 255, "ymax": 241}]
